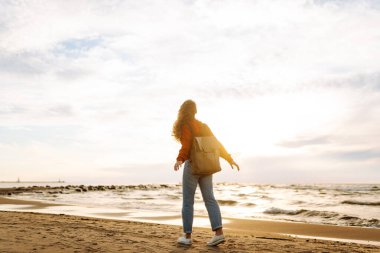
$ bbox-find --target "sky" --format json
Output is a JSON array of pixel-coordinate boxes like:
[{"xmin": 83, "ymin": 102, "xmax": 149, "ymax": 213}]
[{"xmin": 0, "ymin": 0, "xmax": 379, "ymax": 184}]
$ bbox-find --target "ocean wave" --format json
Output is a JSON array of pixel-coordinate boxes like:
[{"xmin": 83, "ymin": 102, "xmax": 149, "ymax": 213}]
[
  {"xmin": 263, "ymin": 207, "xmax": 307, "ymax": 216},
  {"xmin": 265, "ymin": 183, "xmax": 380, "ymax": 193},
  {"xmin": 292, "ymin": 200, "xmax": 305, "ymax": 205},
  {"xmin": 166, "ymin": 194, "xmax": 180, "ymax": 200},
  {"xmin": 217, "ymin": 200, "xmax": 238, "ymax": 205},
  {"xmin": 263, "ymin": 207, "xmax": 380, "ymax": 228},
  {"xmin": 339, "ymin": 216, "xmax": 380, "ymax": 227},
  {"xmin": 263, "ymin": 207, "xmax": 340, "ymax": 218},
  {"xmin": 341, "ymin": 200, "xmax": 380, "ymax": 206},
  {"xmin": 258, "ymin": 195, "xmax": 273, "ymax": 200},
  {"xmin": 122, "ymin": 197, "xmax": 155, "ymax": 200}
]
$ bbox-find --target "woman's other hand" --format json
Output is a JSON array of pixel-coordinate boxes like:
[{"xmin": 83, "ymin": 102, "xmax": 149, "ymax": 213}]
[
  {"xmin": 230, "ymin": 160, "xmax": 240, "ymax": 171},
  {"xmin": 174, "ymin": 160, "xmax": 183, "ymax": 171}
]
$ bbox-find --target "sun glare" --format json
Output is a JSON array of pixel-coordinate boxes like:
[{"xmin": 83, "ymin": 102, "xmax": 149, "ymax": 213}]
[{"xmin": 201, "ymin": 91, "xmax": 348, "ymax": 159}]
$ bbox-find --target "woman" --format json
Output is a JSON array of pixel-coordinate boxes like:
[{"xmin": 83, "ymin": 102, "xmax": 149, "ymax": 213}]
[{"xmin": 172, "ymin": 99, "xmax": 240, "ymax": 246}]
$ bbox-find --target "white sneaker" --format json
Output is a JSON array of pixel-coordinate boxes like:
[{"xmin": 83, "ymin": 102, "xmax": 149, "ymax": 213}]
[
  {"xmin": 207, "ymin": 234, "xmax": 225, "ymax": 246},
  {"xmin": 177, "ymin": 236, "xmax": 192, "ymax": 245}
]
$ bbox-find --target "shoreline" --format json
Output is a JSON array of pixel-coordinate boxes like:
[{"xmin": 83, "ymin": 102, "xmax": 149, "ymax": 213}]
[
  {"xmin": 129, "ymin": 215, "xmax": 380, "ymax": 246},
  {"xmin": 1, "ymin": 196, "xmax": 379, "ymax": 247},
  {"xmin": 1, "ymin": 211, "xmax": 379, "ymax": 252}
]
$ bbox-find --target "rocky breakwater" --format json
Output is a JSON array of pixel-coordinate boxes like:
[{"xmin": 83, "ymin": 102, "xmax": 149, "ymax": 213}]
[{"xmin": 0, "ymin": 184, "xmax": 178, "ymax": 196}]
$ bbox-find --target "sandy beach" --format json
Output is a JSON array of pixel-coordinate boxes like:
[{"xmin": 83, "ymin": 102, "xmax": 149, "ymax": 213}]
[
  {"xmin": 1, "ymin": 211, "xmax": 379, "ymax": 253},
  {"xmin": 1, "ymin": 197, "xmax": 380, "ymax": 253}
]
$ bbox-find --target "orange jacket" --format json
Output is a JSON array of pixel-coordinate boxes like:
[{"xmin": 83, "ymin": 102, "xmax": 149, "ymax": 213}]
[{"xmin": 176, "ymin": 118, "xmax": 233, "ymax": 164}]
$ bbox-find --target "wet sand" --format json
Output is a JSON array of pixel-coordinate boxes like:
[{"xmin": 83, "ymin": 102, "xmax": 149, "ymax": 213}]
[
  {"xmin": 136, "ymin": 215, "xmax": 380, "ymax": 243},
  {"xmin": 1, "ymin": 196, "xmax": 380, "ymax": 252},
  {"xmin": 0, "ymin": 196, "xmax": 66, "ymax": 209}
]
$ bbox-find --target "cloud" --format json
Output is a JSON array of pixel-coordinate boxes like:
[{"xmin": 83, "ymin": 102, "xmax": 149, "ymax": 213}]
[
  {"xmin": 0, "ymin": 105, "xmax": 27, "ymax": 115},
  {"xmin": 0, "ymin": 52, "xmax": 43, "ymax": 75},
  {"xmin": 325, "ymin": 149, "xmax": 380, "ymax": 161},
  {"xmin": 45, "ymin": 105, "xmax": 74, "ymax": 117},
  {"xmin": 278, "ymin": 136, "xmax": 330, "ymax": 148},
  {"xmin": 313, "ymin": 71, "xmax": 380, "ymax": 91},
  {"xmin": 0, "ymin": 0, "xmax": 379, "ymax": 183}
]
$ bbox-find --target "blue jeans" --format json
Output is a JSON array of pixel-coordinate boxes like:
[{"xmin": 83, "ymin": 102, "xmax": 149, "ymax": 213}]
[{"xmin": 182, "ymin": 160, "xmax": 223, "ymax": 233}]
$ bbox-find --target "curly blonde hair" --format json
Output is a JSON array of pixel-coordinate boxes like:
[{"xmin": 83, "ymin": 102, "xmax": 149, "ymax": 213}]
[{"xmin": 172, "ymin": 99, "xmax": 197, "ymax": 142}]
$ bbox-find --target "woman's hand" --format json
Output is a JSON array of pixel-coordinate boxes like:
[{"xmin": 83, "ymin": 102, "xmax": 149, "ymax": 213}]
[
  {"xmin": 174, "ymin": 160, "xmax": 183, "ymax": 171},
  {"xmin": 230, "ymin": 159, "xmax": 240, "ymax": 171}
]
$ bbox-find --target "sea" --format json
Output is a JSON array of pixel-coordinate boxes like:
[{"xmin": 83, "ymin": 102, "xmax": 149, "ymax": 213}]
[{"xmin": 0, "ymin": 182, "xmax": 379, "ymax": 228}]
